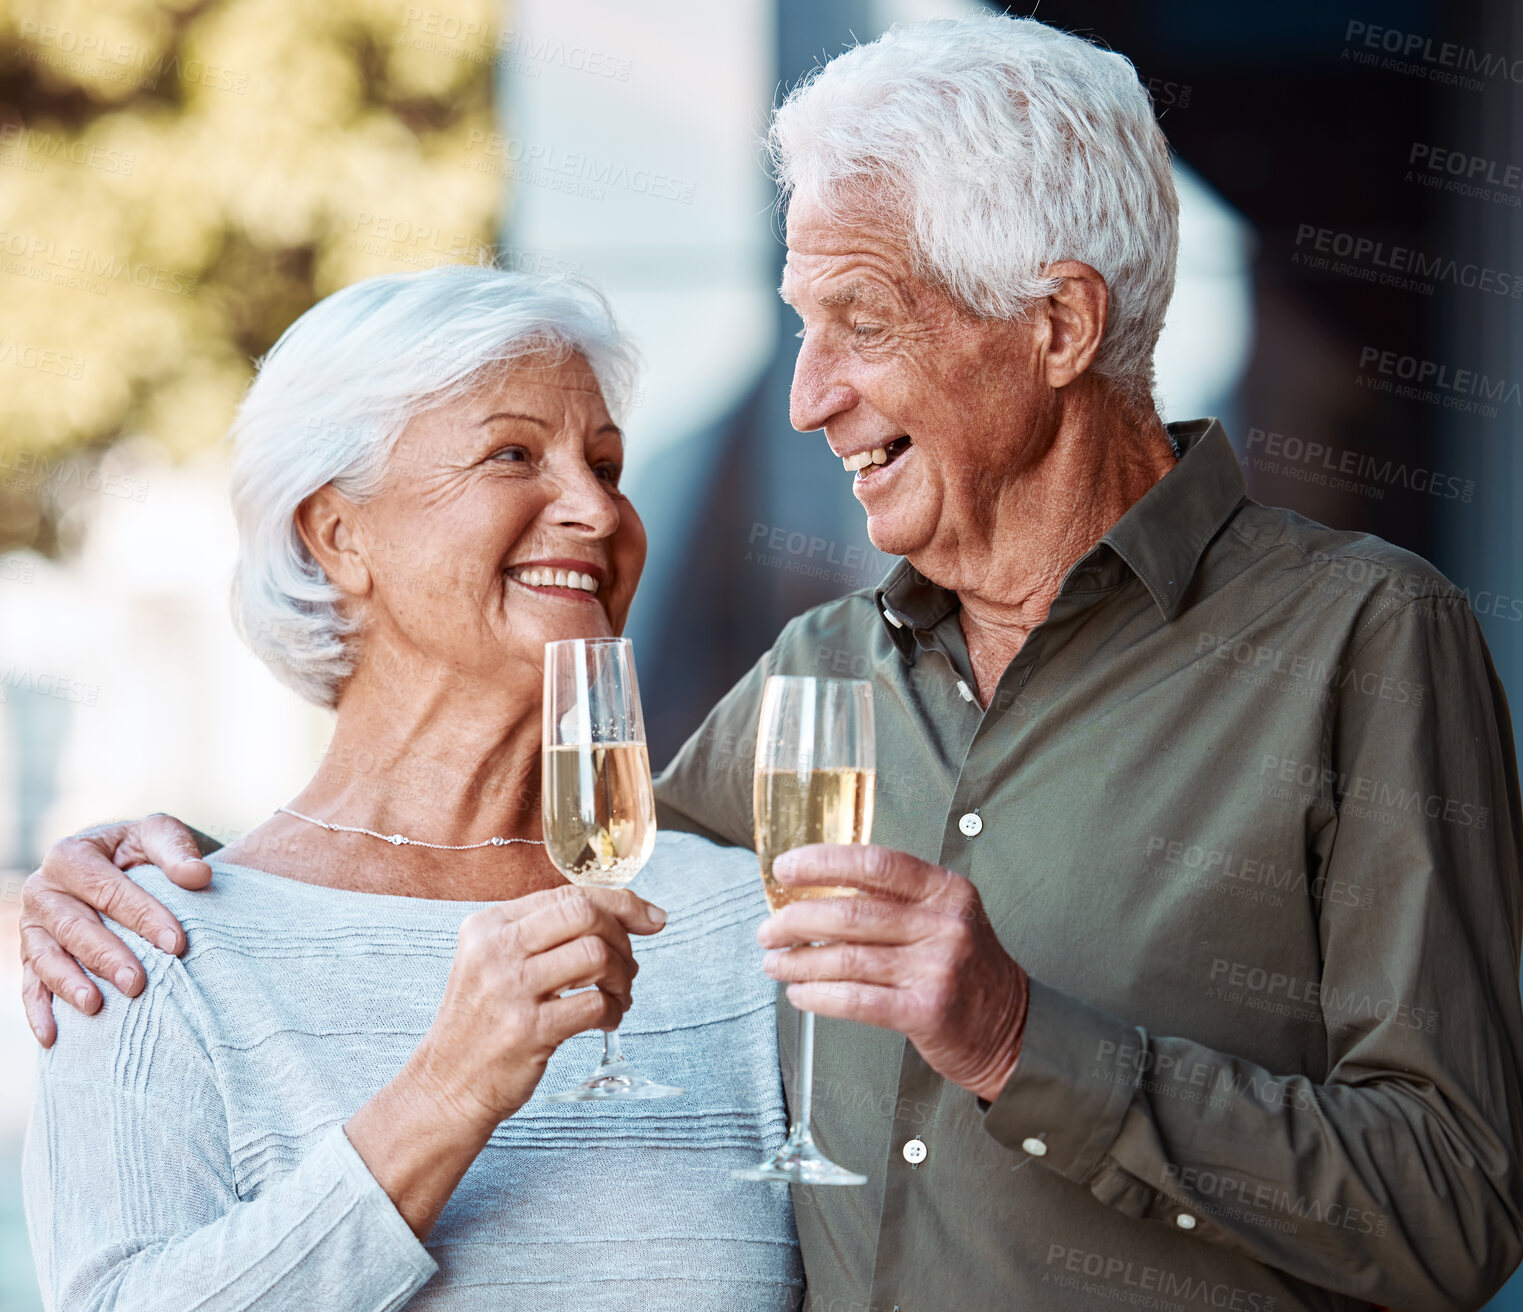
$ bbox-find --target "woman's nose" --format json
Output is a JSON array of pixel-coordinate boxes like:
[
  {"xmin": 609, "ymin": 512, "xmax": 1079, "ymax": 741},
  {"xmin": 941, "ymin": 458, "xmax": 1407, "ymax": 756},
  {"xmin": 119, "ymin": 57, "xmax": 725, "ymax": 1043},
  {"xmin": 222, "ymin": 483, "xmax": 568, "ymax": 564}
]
[{"xmin": 547, "ymin": 465, "xmax": 621, "ymax": 537}]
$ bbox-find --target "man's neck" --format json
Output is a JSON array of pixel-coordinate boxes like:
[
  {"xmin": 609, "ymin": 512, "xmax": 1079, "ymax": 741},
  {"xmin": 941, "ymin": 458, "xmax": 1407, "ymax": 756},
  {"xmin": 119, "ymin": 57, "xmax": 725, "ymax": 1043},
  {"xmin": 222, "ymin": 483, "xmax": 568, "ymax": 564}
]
[{"xmin": 914, "ymin": 392, "xmax": 1177, "ymax": 706}]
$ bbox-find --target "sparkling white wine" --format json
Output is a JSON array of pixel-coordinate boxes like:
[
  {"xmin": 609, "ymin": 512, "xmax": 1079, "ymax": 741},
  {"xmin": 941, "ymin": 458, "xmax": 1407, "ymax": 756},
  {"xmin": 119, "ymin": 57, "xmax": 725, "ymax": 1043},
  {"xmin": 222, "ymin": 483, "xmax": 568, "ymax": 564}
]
[
  {"xmin": 543, "ymin": 742, "xmax": 656, "ymax": 886},
  {"xmin": 754, "ymin": 766, "xmax": 875, "ymax": 912}
]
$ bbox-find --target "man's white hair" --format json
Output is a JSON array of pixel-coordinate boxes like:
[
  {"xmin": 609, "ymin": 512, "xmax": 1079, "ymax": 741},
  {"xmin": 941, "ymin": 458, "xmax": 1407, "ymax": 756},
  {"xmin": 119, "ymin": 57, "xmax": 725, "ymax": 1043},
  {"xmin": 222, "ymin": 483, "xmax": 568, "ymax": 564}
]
[
  {"xmin": 768, "ymin": 13, "xmax": 1178, "ymax": 412},
  {"xmin": 228, "ymin": 265, "xmax": 637, "ymax": 709}
]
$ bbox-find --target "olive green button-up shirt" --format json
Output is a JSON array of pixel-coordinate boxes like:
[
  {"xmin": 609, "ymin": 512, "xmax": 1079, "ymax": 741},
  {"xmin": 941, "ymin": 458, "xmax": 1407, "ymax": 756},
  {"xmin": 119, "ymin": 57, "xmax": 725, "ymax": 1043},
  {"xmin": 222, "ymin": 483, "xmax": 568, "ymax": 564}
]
[{"xmin": 654, "ymin": 419, "xmax": 1523, "ymax": 1312}]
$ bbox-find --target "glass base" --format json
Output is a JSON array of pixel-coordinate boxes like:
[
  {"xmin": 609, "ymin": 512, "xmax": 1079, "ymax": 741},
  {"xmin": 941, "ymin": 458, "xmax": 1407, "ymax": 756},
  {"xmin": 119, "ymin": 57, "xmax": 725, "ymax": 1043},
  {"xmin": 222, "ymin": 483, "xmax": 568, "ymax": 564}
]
[
  {"xmin": 546, "ymin": 1058, "xmax": 683, "ymax": 1102},
  {"xmin": 732, "ymin": 1126, "xmax": 867, "ymax": 1186}
]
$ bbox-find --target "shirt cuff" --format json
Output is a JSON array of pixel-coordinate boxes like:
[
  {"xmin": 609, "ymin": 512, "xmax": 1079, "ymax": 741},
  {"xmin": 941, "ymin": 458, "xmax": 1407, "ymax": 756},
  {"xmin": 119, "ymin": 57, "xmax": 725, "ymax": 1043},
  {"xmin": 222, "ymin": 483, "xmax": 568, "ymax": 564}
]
[
  {"xmin": 322, "ymin": 1125, "xmax": 440, "ymax": 1289},
  {"xmin": 981, "ymin": 977, "xmax": 1141, "ymax": 1182}
]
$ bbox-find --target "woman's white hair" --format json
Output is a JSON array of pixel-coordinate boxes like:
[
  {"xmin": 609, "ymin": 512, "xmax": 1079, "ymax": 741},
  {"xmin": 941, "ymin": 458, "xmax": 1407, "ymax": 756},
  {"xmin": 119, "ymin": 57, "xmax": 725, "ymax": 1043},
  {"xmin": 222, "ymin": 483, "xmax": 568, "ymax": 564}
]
[
  {"xmin": 228, "ymin": 264, "xmax": 638, "ymax": 709},
  {"xmin": 767, "ymin": 13, "xmax": 1178, "ymax": 412}
]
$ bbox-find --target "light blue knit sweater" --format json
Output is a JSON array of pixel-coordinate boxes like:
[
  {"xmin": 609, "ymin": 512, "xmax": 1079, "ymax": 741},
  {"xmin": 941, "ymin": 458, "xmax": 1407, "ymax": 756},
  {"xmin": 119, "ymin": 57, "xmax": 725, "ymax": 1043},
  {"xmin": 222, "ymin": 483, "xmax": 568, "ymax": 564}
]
[{"xmin": 23, "ymin": 831, "xmax": 802, "ymax": 1310}]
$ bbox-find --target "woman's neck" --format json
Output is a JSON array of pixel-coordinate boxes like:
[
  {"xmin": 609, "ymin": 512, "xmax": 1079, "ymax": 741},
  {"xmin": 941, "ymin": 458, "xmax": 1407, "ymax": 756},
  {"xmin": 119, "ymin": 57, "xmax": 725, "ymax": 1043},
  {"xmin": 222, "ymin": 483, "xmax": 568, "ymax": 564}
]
[{"xmin": 222, "ymin": 653, "xmax": 567, "ymax": 902}]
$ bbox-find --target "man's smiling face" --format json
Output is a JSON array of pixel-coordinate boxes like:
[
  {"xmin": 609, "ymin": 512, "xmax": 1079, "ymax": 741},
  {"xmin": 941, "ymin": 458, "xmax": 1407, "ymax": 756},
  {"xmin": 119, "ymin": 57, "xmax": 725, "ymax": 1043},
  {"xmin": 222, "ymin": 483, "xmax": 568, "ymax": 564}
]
[{"xmin": 781, "ymin": 189, "xmax": 1058, "ymax": 573}]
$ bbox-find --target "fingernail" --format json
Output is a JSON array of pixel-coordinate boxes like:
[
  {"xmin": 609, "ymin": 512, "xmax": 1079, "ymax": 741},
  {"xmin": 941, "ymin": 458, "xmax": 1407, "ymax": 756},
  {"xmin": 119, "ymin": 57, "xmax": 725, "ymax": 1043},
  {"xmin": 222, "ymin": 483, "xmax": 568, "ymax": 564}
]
[
  {"xmin": 72, "ymin": 988, "xmax": 91, "ymax": 1010},
  {"xmin": 157, "ymin": 930, "xmax": 178, "ymax": 954},
  {"xmin": 647, "ymin": 905, "xmax": 667, "ymax": 927},
  {"xmin": 113, "ymin": 968, "xmax": 136, "ymax": 994},
  {"xmin": 773, "ymin": 853, "xmax": 797, "ymax": 878}
]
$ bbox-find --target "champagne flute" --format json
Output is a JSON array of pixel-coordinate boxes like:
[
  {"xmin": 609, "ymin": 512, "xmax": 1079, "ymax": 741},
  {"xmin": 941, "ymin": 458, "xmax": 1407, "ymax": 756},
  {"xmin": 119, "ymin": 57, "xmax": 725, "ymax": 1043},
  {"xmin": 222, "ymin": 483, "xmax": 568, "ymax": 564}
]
[
  {"xmin": 733, "ymin": 675, "xmax": 874, "ymax": 1185},
  {"xmin": 541, "ymin": 636, "xmax": 682, "ymax": 1101}
]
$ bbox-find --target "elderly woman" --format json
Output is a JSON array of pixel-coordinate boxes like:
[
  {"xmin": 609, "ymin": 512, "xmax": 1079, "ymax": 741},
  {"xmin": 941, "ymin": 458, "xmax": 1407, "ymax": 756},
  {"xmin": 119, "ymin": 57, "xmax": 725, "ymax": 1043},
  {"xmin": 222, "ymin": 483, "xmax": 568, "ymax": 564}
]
[{"xmin": 22, "ymin": 266, "xmax": 802, "ymax": 1310}]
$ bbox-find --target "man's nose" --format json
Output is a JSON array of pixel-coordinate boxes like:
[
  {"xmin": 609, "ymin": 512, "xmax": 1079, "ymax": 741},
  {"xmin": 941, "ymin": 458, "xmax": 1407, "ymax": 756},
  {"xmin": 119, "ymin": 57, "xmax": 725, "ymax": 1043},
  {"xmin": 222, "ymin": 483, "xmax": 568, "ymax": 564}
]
[{"xmin": 789, "ymin": 339, "xmax": 858, "ymax": 433}]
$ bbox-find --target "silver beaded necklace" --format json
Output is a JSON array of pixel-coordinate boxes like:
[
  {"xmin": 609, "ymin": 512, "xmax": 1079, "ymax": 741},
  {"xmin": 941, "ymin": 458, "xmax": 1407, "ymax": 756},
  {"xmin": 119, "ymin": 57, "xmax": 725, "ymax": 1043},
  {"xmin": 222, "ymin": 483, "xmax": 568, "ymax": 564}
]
[{"xmin": 278, "ymin": 806, "xmax": 545, "ymax": 851}]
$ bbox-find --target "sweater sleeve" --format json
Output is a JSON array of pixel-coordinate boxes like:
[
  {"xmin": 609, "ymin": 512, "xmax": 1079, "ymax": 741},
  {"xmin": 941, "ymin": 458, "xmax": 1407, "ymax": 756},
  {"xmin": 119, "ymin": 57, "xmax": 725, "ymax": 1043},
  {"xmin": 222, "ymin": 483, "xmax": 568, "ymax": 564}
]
[{"xmin": 22, "ymin": 942, "xmax": 438, "ymax": 1312}]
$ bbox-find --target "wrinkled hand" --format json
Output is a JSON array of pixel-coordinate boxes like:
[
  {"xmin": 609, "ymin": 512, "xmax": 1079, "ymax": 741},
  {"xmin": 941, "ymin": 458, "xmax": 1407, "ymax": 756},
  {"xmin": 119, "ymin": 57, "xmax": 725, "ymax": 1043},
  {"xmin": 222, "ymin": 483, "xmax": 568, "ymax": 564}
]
[
  {"xmin": 758, "ymin": 844, "xmax": 1028, "ymax": 1102},
  {"xmin": 346, "ymin": 881, "xmax": 667, "ymax": 1238},
  {"xmin": 409, "ymin": 883, "xmax": 667, "ymax": 1126},
  {"xmin": 20, "ymin": 814, "xmax": 211, "ymax": 1046}
]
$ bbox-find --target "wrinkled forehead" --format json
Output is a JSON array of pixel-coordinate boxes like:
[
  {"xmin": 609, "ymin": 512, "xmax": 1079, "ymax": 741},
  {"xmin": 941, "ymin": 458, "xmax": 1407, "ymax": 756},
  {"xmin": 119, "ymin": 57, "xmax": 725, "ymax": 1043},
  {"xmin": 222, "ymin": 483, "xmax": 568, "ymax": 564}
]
[
  {"xmin": 780, "ymin": 196, "xmax": 918, "ymax": 312},
  {"xmin": 463, "ymin": 351, "xmax": 615, "ymax": 421}
]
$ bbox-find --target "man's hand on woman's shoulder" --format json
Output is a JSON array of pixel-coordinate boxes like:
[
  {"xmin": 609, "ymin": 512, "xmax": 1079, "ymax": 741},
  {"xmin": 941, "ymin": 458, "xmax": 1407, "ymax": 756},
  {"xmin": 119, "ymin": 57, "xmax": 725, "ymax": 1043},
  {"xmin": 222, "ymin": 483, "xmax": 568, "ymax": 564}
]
[{"xmin": 20, "ymin": 814, "xmax": 214, "ymax": 1047}]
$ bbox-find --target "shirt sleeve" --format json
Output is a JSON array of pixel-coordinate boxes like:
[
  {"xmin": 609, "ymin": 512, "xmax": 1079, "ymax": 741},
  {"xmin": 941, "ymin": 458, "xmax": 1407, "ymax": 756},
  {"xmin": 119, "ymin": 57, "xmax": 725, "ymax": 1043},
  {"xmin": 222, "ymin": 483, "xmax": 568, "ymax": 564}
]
[
  {"xmin": 22, "ymin": 946, "xmax": 438, "ymax": 1312},
  {"xmin": 653, "ymin": 642, "xmax": 776, "ymax": 849},
  {"xmin": 983, "ymin": 595, "xmax": 1523, "ymax": 1311}
]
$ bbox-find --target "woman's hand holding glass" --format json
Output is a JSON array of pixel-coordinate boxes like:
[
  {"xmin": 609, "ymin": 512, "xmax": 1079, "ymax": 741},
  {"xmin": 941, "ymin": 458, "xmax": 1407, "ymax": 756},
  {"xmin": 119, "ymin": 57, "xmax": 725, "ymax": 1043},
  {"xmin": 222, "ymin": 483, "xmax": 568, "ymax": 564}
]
[
  {"xmin": 344, "ymin": 883, "xmax": 665, "ymax": 1237},
  {"xmin": 416, "ymin": 885, "xmax": 666, "ymax": 1123}
]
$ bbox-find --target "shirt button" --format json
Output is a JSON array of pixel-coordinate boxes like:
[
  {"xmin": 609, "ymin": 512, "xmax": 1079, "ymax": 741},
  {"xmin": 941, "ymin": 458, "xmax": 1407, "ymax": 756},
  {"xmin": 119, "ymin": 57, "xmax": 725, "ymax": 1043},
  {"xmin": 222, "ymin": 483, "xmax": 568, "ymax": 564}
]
[
  {"xmin": 958, "ymin": 812, "xmax": 983, "ymax": 837},
  {"xmin": 902, "ymin": 1137, "xmax": 927, "ymax": 1165},
  {"xmin": 1021, "ymin": 1137, "xmax": 1047, "ymax": 1157},
  {"xmin": 1176, "ymin": 1213, "xmax": 1197, "ymax": 1230}
]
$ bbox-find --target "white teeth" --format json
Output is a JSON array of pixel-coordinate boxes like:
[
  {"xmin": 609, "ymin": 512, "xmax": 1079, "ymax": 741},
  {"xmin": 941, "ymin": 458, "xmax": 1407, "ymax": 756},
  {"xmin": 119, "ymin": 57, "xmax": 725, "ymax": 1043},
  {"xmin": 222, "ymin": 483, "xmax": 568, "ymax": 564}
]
[
  {"xmin": 509, "ymin": 566, "xmax": 599, "ymax": 592},
  {"xmin": 841, "ymin": 446, "xmax": 892, "ymax": 472}
]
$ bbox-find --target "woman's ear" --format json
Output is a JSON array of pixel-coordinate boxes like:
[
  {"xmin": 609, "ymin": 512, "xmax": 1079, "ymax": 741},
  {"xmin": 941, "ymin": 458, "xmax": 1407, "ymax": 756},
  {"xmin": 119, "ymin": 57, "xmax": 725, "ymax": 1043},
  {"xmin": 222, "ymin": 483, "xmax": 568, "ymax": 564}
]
[{"xmin": 295, "ymin": 487, "xmax": 372, "ymax": 598}]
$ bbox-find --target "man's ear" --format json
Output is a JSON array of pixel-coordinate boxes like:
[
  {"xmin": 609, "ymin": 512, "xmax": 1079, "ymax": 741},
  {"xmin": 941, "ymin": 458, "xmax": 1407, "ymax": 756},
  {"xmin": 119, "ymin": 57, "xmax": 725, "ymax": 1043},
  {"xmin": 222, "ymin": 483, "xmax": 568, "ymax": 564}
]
[
  {"xmin": 1038, "ymin": 260, "xmax": 1109, "ymax": 389},
  {"xmin": 295, "ymin": 486, "xmax": 372, "ymax": 599}
]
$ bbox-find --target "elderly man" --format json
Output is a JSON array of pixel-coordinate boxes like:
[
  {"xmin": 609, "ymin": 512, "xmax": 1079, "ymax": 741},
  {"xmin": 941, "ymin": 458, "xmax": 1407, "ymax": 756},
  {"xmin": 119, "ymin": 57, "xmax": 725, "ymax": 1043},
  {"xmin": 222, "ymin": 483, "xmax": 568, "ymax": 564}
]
[{"xmin": 19, "ymin": 14, "xmax": 1523, "ymax": 1312}]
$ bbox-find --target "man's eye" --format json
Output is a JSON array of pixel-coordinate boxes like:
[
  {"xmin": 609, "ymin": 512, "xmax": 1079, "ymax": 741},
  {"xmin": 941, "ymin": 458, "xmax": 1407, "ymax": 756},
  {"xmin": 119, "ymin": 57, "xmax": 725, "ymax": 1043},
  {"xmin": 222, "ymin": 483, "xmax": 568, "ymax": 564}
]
[
  {"xmin": 595, "ymin": 463, "xmax": 622, "ymax": 486},
  {"xmin": 853, "ymin": 324, "xmax": 882, "ymax": 338},
  {"xmin": 491, "ymin": 446, "xmax": 530, "ymax": 463}
]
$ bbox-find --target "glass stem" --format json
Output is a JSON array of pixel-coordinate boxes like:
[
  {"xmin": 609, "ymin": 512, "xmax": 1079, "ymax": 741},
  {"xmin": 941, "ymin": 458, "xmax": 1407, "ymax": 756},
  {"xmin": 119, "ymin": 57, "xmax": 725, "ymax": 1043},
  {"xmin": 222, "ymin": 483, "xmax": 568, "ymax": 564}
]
[
  {"xmin": 795, "ymin": 1007, "xmax": 815, "ymax": 1133},
  {"xmin": 602, "ymin": 1026, "xmax": 626, "ymax": 1068}
]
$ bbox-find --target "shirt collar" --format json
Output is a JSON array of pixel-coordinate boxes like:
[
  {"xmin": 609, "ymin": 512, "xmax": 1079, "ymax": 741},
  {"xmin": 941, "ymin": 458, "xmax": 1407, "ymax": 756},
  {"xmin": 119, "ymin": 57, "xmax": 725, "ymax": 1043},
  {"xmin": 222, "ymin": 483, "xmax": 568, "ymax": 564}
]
[
  {"xmin": 873, "ymin": 418, "xmax": 1246, "ymax": 652},
  {"xmin": 1099, "ymin": 418, "xmax": 1245, "ymax": 620}
]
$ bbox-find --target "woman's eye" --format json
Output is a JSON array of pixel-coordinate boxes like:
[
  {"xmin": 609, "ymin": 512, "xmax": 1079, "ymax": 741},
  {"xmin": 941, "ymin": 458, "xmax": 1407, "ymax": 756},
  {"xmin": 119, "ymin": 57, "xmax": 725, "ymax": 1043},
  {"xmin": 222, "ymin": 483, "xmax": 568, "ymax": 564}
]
[
  {"xmin": 490, "ymin": 446, "xmax": 530, "ymax": 464},
  {"xmin": 853, "ymin": 323, "xmax": 882, "ymax": 338},
  {"xmin": 595, "ymin": 463, "xmax": 622, "ymax": 486}
]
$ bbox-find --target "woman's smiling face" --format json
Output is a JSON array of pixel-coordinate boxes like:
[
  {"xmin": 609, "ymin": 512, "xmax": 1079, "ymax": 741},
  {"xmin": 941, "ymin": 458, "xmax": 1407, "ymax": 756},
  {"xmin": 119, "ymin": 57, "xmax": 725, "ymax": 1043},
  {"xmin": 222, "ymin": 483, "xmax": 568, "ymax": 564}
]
[{"xmin": 312, "ymin": 350, "xmax": 646, "ymax": 694}]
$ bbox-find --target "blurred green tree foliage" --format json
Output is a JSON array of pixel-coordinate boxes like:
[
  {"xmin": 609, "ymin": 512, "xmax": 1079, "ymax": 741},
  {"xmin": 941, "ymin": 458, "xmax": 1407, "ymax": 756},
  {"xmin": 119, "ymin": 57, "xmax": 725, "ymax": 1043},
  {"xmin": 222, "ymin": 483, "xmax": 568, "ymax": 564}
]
[{"xmin": 0, "ymin": 0, "xmax": 501, "ymax": 552}]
